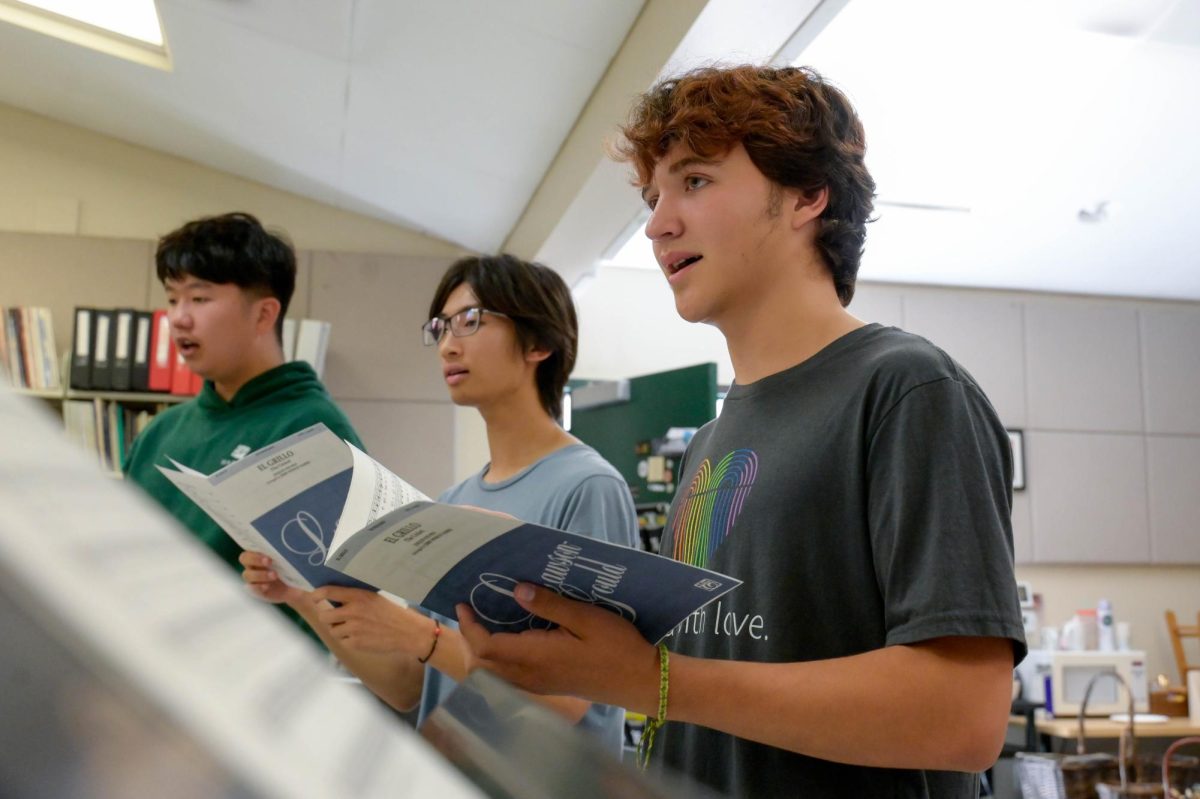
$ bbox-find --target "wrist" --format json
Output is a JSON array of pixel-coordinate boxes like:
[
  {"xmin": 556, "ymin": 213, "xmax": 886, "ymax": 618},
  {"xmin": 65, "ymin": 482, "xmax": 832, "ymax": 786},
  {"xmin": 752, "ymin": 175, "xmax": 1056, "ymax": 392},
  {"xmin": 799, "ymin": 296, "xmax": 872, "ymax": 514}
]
[
  {"xmin": 417, "ymin": 618, "xmax": 441, "ymax": 664},
  {"xmin": 636, "ymin": 642, "xmax": 671, "ymax": 769}
]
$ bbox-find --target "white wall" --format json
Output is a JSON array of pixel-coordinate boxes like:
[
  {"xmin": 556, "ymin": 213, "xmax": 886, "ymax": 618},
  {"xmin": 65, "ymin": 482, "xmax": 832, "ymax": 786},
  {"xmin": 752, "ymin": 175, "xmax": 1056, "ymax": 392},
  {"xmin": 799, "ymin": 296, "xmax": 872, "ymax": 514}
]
[
  {"xmin": 574, "ymin": 265, "xmax": 1200, "ymax": 680},
  {"xmin": 0, "ymin": 102, "xmax": 466, "ymax": 257},
  {"xmin": 0, "ymin": 106, "xmax": 480, "ymax": 496}
]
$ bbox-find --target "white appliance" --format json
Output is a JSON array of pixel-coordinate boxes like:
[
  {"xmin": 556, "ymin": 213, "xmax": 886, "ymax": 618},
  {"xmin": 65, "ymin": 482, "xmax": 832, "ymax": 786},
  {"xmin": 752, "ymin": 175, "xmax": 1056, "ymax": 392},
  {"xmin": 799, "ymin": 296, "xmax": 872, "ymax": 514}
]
[{"xmin": 1016, "ymin": 649, "xmax": 1149, "ymax": 716}]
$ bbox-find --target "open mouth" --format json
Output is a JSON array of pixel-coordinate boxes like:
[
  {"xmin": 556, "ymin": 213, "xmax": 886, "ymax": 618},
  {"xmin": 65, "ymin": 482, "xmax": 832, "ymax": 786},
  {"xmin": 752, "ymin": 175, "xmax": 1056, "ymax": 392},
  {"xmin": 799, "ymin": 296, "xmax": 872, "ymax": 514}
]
[
  {"xmin": 667, "ymin": 255, "xmax": 703, "ymax": 275},
  {"xmin": 176, "ymin": 338, "xmax": 199, "ymax": 358}
]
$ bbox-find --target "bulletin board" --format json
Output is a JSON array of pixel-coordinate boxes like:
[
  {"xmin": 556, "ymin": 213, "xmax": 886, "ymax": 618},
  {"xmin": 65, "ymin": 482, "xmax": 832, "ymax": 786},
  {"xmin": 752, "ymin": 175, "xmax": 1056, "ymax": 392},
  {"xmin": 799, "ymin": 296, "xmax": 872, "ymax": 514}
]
[{"xmin": 570, "ymin": 362, "xmax": 717, "ymax": 505}]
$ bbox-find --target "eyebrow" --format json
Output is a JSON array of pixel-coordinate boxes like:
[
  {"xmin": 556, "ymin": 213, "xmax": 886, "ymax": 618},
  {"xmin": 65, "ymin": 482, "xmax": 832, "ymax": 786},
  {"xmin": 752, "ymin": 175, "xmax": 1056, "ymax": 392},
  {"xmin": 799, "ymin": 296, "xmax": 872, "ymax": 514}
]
[
  {"xmin": 165, "ymin": 278, "xmax": 213, "ymax": 291},
  {"xmin": 439, "ymin": 302, "xmax": 480, "ymax": 318},
  {"xmin": 640, "ymin": 155, "xmax": 722, "ymax": 201}
]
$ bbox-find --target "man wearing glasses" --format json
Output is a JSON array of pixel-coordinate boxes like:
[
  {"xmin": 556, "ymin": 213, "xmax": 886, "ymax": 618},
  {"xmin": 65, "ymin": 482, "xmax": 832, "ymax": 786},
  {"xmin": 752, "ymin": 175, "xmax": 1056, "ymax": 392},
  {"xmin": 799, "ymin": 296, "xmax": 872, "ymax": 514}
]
[{"xmin": 241, "ymin": 253, "xmax": 638, "ymax": 757}]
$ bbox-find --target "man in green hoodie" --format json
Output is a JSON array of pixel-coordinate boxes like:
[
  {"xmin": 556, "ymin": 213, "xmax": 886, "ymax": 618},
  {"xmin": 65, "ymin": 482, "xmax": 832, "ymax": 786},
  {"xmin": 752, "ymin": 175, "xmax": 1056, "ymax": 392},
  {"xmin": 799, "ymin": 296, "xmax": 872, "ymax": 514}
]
[{"xmin": 124, "ymin": 212, "xmax": 364, "ymax": 601}]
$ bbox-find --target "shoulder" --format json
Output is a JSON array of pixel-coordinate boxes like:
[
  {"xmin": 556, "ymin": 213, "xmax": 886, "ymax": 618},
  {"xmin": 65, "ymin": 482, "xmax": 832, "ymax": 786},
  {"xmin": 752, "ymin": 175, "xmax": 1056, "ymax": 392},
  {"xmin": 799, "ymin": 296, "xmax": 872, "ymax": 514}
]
[
  {"xmin": 544, "ymin": 445, "xmax": 627, "ymax": 491},
  {"xmin": 529, "ymin": 446, "xmax": 632, "ymax": 510},
  {"xmin": 856, "ymin": 326, "xmax": 966, "ymax": 385},
  {"xmin": 437, "ymin": 473, "xmax": 478, "ymax": 504},
  {"xmin": 270, "ymin": 389, "xmax": 362, "ymax": 448},
  {"xmin": 844, "ymin": 326, "xmax": 991, "ymax": 413},
  {"xmin": 550, "ymin": 446, "xmax": 637, "ymax": 543},
  {"xmin": 309, "ymin": 403, "xmax": 362, "ymax": 443}
]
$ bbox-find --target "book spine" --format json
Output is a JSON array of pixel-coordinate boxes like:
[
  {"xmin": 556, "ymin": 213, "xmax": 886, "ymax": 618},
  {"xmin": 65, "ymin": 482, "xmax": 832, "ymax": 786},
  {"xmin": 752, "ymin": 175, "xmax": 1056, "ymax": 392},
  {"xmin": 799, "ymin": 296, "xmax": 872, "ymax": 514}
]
[{"xmin": 36, "ymin": 308, "xmax": 60, "ymax": 390}]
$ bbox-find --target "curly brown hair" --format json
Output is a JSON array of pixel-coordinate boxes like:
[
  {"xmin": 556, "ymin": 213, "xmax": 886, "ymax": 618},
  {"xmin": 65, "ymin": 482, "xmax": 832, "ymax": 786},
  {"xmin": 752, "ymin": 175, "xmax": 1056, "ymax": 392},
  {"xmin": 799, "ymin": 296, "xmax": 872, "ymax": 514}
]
[{"xmin": 615, "ymin": 65, "xmax": 875, "ymax": 306}]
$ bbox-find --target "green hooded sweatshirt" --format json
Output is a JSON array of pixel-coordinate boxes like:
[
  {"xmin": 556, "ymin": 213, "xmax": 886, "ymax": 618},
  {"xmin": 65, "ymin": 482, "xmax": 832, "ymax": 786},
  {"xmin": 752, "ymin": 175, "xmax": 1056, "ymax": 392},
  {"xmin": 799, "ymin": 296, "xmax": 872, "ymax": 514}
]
[{"xmin": 124, "ymin": 361, "xmax": 364, "ymax": 639}]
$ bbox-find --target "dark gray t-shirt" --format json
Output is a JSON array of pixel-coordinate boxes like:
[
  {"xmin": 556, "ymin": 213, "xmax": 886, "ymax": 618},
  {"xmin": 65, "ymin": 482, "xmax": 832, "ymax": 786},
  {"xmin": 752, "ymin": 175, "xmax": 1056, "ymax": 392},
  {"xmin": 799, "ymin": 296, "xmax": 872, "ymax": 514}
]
[
  {"xmin": 417, "ymin": 443, "xmax": 639, "ymax": 756},
  {"xmin": 657, "ymin": 324, "xmax": 1026, "ymax": 798}
]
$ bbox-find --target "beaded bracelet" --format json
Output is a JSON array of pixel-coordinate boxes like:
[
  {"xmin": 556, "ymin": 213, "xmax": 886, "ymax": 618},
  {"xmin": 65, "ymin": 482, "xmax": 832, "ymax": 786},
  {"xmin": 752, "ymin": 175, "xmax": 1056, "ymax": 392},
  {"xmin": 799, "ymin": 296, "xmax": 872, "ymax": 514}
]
[
  {"xmin": 637, "ymin": 642, "xmax": 670, "ymax": 771},
  {"xmin": 418, "ymin": 619, "xmax": 441, "ymax": 664}
]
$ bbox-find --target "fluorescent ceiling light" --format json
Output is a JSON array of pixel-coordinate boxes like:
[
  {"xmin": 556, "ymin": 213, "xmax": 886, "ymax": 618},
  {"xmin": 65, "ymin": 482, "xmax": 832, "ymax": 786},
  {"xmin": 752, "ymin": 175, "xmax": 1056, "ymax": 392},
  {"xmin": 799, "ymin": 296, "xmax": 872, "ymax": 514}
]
[
  {"xmin": 0, "ymin": 0, "xmax": 169, "ymax": 69},
  {"xmin": 600, "ymin": 216, "xmax": 657, "ymax": 271}
]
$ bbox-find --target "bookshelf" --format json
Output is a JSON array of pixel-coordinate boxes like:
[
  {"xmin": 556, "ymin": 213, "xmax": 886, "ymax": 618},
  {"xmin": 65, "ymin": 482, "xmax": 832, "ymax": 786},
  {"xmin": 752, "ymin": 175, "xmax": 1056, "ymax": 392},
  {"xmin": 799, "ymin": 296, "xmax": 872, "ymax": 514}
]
[
  {"xmin": 13, "ymin": 385, "xmax": 189, "ymax": 405},
  {"xmin": 11, "ymin": 353, "xmax": 191, "ymax": 477}
]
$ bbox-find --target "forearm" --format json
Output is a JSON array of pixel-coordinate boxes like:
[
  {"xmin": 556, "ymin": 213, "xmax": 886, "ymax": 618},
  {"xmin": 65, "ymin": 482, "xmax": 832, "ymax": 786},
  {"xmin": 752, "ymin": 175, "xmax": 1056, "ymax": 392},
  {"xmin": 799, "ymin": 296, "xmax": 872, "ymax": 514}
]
[
  {"xmin": 664, "ymin": 637, "xmax": 1013, "ymax": 772},
  {"xmin": 290, "ymin": 598, "xmax": 425, "ymax": 711}
]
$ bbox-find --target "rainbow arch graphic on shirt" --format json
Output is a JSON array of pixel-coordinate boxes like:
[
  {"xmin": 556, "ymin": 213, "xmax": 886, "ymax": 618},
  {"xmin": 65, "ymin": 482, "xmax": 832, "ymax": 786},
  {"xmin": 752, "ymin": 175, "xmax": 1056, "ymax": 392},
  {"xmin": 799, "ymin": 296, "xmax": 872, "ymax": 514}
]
[{"xmin": 670, "ymin": 448, "xmax": 758, "ymax": 567}]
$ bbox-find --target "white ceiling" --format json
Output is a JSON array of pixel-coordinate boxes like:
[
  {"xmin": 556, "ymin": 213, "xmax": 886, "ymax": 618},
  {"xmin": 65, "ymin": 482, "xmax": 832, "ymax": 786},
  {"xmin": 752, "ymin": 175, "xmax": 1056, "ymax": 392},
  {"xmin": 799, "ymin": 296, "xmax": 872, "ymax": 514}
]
[
  {"xmin": 0, "ymin": 0, "xmax": 643, "ymax": 253},
  {"xmin": 603, "ymin": 0, "xmax": 1200, "ymax": 302},
  {"xmin": 1, "ymin": 0, "xmax": 1197, "ymax": 301}
]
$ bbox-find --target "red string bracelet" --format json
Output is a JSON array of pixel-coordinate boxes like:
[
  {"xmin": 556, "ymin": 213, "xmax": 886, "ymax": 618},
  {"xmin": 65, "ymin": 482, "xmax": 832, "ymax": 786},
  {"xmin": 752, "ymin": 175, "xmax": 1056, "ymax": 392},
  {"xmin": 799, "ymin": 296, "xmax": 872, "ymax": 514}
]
[{"xmin": 418, "ymin": 619, "xmax": 441, "ymax": 664}]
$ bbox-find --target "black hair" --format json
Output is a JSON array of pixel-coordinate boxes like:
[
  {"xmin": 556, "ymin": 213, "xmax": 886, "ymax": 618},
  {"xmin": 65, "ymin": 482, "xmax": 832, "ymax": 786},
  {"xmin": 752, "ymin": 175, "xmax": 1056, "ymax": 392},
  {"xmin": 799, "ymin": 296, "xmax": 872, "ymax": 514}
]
[
  {"xmin": 428, "ymin": 254, "xmax": 577, "ymax": 420},
  {"xmin": 155, "ymin": 212, "xmax": 296, "ymax": 340}
]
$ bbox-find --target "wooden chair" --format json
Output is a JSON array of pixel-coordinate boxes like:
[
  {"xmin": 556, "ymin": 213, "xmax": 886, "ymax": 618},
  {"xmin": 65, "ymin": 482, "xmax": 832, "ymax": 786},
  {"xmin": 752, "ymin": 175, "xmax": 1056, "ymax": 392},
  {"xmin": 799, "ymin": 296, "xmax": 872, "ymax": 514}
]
[{"xmin": 1165, "ymin": 610, "xmax": 1200, "ymax": 685}]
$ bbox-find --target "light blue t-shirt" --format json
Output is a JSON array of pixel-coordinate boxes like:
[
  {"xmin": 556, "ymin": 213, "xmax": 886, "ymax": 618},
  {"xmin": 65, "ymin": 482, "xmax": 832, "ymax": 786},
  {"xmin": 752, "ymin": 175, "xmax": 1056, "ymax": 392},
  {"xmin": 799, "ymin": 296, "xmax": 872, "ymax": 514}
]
[{"xmin": 417, "ymin": 443, "xmax": 639, "ymax": 757}]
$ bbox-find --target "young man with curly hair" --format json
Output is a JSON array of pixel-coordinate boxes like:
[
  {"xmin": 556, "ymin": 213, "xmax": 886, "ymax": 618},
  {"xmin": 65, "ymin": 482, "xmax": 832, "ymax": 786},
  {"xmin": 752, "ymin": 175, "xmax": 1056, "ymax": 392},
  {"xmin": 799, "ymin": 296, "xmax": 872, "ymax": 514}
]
[{"xmin": 457, "ymin": 66, "xmax": 1026, "ymax": 797}]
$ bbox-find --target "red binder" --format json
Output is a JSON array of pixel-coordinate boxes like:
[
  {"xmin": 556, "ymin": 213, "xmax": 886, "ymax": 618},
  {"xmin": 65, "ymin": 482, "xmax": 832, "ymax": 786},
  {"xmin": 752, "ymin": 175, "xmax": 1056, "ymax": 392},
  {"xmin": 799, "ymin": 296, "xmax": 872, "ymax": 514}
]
[
  {"xmin": 148, "ymin": 310, "xmax": 174, "ymax": 393},
  {"xmin": 169, "ymin": 350, "xmax": 193, "ymax": 396}
]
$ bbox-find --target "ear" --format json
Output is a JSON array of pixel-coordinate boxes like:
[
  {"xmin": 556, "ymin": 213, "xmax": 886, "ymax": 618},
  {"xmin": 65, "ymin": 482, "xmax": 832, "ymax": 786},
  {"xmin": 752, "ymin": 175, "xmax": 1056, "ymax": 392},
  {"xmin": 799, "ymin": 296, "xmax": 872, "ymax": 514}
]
[
  {"xmin": 524, "ymin": 345, "xmax": 552, "ymax": 365},
  {"xmin": 254, "ymin": 296, "xmax": 282, "ymax": 335},
  {"xmin": 789, "ymin": 185, "xmax": 829, "ymax": 231}
]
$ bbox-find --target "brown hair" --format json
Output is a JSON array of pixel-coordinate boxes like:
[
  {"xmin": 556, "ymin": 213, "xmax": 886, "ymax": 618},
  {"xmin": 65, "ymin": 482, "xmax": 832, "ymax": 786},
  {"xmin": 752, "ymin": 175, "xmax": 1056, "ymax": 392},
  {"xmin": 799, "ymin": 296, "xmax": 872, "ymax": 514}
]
[
  {"xmin": 615, "ymin": 65, "xmax": 875, "ymax": 306},
  {"xmin": 428, "ymin": 254, "xmax": 576, "ymax": 420}
]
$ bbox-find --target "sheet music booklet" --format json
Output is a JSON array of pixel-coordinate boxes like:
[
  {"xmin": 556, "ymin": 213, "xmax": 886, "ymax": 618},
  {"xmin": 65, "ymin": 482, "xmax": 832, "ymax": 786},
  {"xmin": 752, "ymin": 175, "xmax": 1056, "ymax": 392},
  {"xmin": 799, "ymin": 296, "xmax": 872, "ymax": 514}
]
[{"xmin": 159, "ymin": 423, "xmax": 740, "ymax": 643}]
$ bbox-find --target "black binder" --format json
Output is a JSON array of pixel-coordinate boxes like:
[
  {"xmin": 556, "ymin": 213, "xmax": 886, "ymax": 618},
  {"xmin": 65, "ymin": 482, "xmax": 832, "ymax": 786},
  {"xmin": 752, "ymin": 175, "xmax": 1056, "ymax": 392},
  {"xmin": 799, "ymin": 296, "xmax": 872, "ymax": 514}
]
[
  {"xmin": 90, "ymin": 309, "xmax": 115, "ymax": 391},
  {"xmin": 70, "ymin": 307, "xmax": 95, "ymax": 390},
  {"xmin": 130, "ymin": 310, "xmax": 153, "ymax": 392},
  {"xmin": 110, "ymin": 308, "xmax": 135, "ymax": 392}
]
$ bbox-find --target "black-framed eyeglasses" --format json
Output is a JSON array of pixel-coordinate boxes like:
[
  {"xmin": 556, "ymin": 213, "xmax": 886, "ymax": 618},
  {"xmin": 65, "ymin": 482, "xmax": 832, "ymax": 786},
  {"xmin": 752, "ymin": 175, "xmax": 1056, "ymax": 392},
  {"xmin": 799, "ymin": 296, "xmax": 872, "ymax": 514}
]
[{"xmin": 421, "ymin": 307, "xmax": 510, "ymax": 346}]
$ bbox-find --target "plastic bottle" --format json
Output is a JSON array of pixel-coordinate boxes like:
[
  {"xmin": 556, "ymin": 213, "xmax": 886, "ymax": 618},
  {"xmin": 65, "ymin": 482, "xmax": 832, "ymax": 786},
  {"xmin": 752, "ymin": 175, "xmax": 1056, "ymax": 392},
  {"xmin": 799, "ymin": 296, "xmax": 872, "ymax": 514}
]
[
  {"xmin": 1062, "ymin": 614, "xmax": 1084, "ymax": 651},
  {"xmin": 1077, "ymin": 609, "xmax": 1099, "ymax": 650},
  {"xmin": 1097, "ymin": 599, "xmax": 1115, "ymax": 651}
]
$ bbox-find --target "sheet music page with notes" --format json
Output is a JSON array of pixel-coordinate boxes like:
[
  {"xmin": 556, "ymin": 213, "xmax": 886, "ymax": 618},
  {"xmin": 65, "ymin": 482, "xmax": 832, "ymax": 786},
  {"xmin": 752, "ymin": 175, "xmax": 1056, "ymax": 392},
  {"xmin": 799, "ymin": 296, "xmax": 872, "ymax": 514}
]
[{"xmin": 338, "ymin": 442, "xmax": 430, "ymax": 547}]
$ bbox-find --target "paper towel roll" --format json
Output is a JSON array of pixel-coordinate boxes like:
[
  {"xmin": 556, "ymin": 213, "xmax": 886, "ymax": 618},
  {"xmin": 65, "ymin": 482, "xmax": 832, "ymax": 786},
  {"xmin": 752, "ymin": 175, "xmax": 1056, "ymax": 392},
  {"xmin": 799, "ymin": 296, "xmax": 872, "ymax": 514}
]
[{"xmin": 1189, "ymin": 669, "xmax": 1200, "ymax": 725}]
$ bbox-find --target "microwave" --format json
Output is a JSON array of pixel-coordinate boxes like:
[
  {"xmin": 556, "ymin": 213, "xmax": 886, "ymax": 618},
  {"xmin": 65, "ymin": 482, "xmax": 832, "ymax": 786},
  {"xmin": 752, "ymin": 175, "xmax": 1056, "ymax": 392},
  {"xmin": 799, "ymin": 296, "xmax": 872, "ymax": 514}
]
[{"xmin": 1016, "ymin": 650, "xmax": 1149, "ymax": 716}]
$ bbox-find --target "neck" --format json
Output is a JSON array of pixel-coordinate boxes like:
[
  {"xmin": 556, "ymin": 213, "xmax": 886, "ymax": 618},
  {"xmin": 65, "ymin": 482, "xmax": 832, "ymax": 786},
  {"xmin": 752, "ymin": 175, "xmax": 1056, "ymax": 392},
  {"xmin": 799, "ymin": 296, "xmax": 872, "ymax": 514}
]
[
  {"xmin": 212, "ymin": 340, "xmax": 285, "ymax": 401},
  {"xmin": 718, "ymin": 253, "xmax": 864, "ymax": 385},
  {"xmin": 478, "ymin": 390, "xmax": 575, "ymax": 483}
]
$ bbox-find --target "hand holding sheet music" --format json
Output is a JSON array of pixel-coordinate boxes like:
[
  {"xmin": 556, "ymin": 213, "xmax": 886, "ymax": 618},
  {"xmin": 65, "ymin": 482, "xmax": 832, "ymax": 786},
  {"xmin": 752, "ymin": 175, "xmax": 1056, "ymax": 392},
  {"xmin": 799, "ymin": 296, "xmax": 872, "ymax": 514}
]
[{"xmin": 159, "ymin": 423, "xmax": 741, "ymax": 643}]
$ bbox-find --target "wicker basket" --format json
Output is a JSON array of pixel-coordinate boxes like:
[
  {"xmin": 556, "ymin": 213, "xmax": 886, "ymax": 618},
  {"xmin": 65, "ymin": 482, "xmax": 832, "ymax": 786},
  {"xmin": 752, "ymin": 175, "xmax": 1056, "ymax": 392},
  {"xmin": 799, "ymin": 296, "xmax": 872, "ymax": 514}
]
[
  {"xmin": 1161, "ymin": 737, "xmax": 1200, "ymax": 798},
  {"xmin": 1014, "ymin": 671, "xmax": 1144, "ymax": 799},
  {"xmin": 1016, "ymin": 751, "xmax": 1119, "ymax": 799},
  {"xmin": 1094, "ymin": 733, "xmax": 1200, "ymax": 797},
  {"xmin": 1095, "ymin": 784, "xmax": 1165, "ymax": 798}
]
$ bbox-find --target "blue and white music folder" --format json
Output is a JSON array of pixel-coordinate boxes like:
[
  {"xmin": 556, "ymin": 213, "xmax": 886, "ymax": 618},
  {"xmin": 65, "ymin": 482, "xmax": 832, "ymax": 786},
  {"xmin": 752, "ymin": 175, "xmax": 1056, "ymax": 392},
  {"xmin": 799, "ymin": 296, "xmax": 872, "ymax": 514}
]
[{"xmin": 160, "ymin": 423, "xmax": 740, "ymax": 643}]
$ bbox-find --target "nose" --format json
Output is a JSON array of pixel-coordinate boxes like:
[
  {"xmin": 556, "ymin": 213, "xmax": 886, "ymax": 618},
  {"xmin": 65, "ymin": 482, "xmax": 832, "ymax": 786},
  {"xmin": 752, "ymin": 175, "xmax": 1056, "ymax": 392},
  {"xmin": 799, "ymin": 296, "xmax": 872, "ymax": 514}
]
[
  {"xmin": 644, "ymin": 194, "xmax": 680, "ymax": 242},
  {"xmin": 168, "ymin": 302, "xmax": 191, "ymax": 330},
  {"xmin": 437, "ymin": 328, "xmax": 461, "ymax": 358}
]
